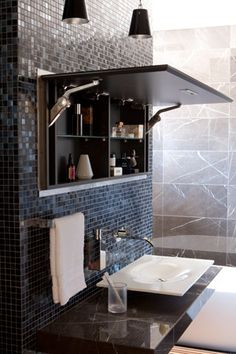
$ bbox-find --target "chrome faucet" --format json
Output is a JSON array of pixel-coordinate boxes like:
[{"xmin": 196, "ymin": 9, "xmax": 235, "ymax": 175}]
[{"xmin": 113, "ymin": 227, "xmax": 154, "ymax": 247}]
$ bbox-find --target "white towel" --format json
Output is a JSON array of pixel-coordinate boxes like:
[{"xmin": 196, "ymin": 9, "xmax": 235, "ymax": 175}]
[
  {"xmin": 50, "ymin": 227, "xmax": 60, "ymax": 304},
  {"xmin": 50, "ymin": 212, "xmax": 87, "ymax": 306}
]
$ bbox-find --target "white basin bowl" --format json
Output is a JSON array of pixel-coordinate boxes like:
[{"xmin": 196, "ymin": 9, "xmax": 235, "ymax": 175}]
[
  {"xmin": 97, "ymin": 255, "xmax": 214, "ymax": 296},
  {"xmin": 130, "ymin": 260, "xmax": 191, "ymax": 284}
]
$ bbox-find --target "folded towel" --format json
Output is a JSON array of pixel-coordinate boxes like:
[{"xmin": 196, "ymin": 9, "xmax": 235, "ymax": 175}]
[
  {"xmin": 50, "ymin": 212, "xmax": 87, "ymax": 305},
  {"xmin": 50, "ymin": 227, "xmax": 60, "ymax": 304}
]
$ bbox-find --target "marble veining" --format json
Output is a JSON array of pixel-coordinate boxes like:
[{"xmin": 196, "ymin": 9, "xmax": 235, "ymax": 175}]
[
  {"xmin": 228, "ymin": 185, "xmax": 236, "ymax": 219},
  {"xmin": 162, "ymin": 184, "xmax": 227, "ymax": 218},
  {"xmin": 163, "ymin": 118, "xmax": 228, "ymax": 151},
  {"xmin": 153, "ymin": 25, "xmax": 236, "ymax": 265},
  {"xmin": 167, "ymin": 217, "xmax": 226, "ymax": 236},
  {"xmin": 162, "ymin": 151, "xmax": 228, "ymax": 185},
  {"xmin": 37, "ymin": 267, "xmax": 220, "ymax": 354},
  {"xmin": 152, "ymin": 235, "xmax": 229, "ymax": 253}
]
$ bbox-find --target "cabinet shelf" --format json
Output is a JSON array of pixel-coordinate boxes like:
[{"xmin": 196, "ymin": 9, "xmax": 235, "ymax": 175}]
[
  {"xmin": 39, "ymin": 91, "xmax": 148, "ymax": 189},
  {"xmin": 110, "ymin": 137, "xmax": 144, "ymax": 141},
  {"xmin": 57, "ymin": 135, "xmax": 108, "ymax": 140}
]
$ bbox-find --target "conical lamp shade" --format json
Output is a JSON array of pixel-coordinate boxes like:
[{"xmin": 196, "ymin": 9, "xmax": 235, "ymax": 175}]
[
  {"xmin": 76, "ymin": 154, "xmax": 93, "ymax": 180},
  {"xmin": 128, "ymin": 8, "xmax": 151, "ymax": 38},
  {"xmin": 62, "ymin": 0, "xmax": 89, "ymax": 24}
]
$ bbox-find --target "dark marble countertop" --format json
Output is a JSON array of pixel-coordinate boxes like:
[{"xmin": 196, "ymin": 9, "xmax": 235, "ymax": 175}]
[{"xmin": 37, "ymin": 266, "xmax": 220, "ymax": 354}]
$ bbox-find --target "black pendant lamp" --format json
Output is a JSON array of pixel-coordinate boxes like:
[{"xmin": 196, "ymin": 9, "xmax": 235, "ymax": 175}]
[
  {"xmin": 129, "ymin": 0, "xmax": 151, "ymax": 39},
  {"xmin": 62, "ymin": 0, "xmax": 89, "ymax": 25}
]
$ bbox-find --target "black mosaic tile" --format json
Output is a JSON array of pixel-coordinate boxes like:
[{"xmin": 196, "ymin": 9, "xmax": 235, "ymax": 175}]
[{"xmin": 0, "ymin": 0, "xmax": 153, "ymax": 353}]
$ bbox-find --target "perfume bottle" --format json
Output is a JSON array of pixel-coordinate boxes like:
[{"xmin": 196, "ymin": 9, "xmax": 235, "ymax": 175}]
[{"xmin": 67, "ymin": 153, "xmax": 76, "ymax": 182}]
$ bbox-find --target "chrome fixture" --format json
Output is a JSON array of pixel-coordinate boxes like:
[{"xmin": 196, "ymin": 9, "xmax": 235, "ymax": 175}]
[
  {"xmin": 21, "ymin": 218, "xmax": 53, "ymax": 228},
  {"xmin": 86, "ymin": 228, "xmax": 109, "ymax": 271},
  {"xmin": 146, "ymin": 103, "xmax": 181, "ymax": 133},
  {"xmin": 62, "ymin": 0, "xmax": 89, "ymax": 25},
  {"xmin": 95, "ymin": 91, "xmax": 109, "ymax": 100},
  {"xmin": 128, "ymin": 0, "xmax": 152, "ymax": 39},
  {"xmin": 113, "ymin": 227, "xmax": 154, "ymax": 247},
  {"xmin": 111, "ymin": 98, "xmax": 134, "ymax": 106},
  {"xmin": 121, "ymin": 98, "xmax": 134, "ymax": 105},
  {"xmin": 49, "ymin": 80, "xmax": 99, "ymax": 127}
]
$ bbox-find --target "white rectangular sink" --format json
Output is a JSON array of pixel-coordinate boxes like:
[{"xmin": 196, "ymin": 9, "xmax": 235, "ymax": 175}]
[{"xmin": 97, "ymin": 255, "xmax": 214, "ymax": 296}]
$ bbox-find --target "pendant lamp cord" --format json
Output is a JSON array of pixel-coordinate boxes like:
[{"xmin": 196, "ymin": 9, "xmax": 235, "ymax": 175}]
[{"xmin": 139, "ymin": 0, "xmax": 143, "ymax": 8}]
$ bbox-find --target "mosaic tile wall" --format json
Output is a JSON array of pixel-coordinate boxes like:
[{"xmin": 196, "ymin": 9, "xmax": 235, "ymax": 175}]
[
  {"xmin": 0, "ymin": 1, "xmax": 153, "ymax": 353},
  {"xmin": 152, "ymin": 26, "xmax": 236, "ymax": 265},
  {"xmin": 0, "ymin": 1, "xmax": 21, "ymax": 353}
]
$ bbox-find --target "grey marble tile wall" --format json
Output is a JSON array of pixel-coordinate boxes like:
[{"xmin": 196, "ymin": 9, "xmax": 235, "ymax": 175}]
[
  {"xmin": 0, "ymin": 1, "xmax": 153, "ymax": 353},
  {"xmin": 153, "ymin": 26, "xmax": 236, "ymax": 266}
]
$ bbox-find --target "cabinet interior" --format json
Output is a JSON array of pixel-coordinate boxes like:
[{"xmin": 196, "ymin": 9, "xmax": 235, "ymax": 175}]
[{"xmin": 37, "ymin": 65, "xmax": 232, "ymax": 192}]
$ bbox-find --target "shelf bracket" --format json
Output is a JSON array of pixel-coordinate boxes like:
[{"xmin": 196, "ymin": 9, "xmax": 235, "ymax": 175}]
[
  {"xmin": 49, "ymin": 80, "xmax": 100, "ymax": 127},
  {"xmin": 146, "ymin": 103, "xmax": 181, "ymax": 133}
]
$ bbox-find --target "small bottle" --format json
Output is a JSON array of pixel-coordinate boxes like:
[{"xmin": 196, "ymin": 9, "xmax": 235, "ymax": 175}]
[
  {"xmin": 72, "ymin": 104, "xmax": 83, "ymax": 136},
  {"xmin": 67, "ymin": 153, "xmax": 75, "ymax": 182},
  {"xmin": 82, "ymin": 105, "xmax": 93, "ymax": 136},
  {"xmin": 115, "ymin": 121, "xmax": 125, "ymax": 137},
  {"xmin": 109, "ymin": 153, "xmax": 116, "ymax": 167},
  {"xmin": 121, "ymin": 153, "xmax": 128, "ymax": 174}
]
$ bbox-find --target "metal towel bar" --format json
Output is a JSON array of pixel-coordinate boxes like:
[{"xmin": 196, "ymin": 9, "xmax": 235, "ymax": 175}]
[{"xmin": 21, "ymin": 218, "xmax": 53, "ymax": 228}]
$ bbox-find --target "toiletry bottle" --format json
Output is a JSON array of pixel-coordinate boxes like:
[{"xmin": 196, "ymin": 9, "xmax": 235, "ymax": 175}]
[
  {"xmin": 67, "ymin": 153, "xmax": 76, "ymax": 182},
  {"xmin": 82, "ymin": 105, "xmax": 93, "ymax": 136},
  {"xmin": 72, "ymin": 104, "xmax": 83, "ymax": 136},
  {"xmin": 115, "ymin": 121, "xmax": 125, "ymax": 137},
  {"xmin": 121, "ymin": 153, "xmax": 128, "ymax": 174},
  {"xmin": 109, "ymin": 153, "xmax": 116, "ymax": 167}
]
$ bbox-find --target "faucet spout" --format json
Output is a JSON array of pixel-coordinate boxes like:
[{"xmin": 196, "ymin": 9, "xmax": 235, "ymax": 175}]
[
  {"xmin": 142, "ymin": 237, "xmax": 154, "ymax": 247},
  {"xmin": 113, "ymin": 228, "xmax": 154, "ymax": 247}
]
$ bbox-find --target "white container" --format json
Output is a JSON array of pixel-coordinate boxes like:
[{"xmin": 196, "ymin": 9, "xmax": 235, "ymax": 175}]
[
  {"xmin": 76, "ymin": 154, "xmax": 93, "ymax": 180},
  {"xmin": 110, "ymin": 167, "xmax": 122, "ymax": 177},
  {"xmin": 109, "ymin": 153, "xmax": 116, "ymax": 167}
]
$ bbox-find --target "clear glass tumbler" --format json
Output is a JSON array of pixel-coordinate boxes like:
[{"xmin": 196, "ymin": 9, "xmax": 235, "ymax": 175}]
[{"xmin": 108, "ymin": 282, "xmax": 127, "ymax": 314}]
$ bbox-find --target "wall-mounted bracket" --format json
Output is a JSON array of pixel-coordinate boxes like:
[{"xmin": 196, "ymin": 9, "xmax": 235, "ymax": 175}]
[
  {"xmin": 21, "ymin": 218, "xmax": 53, "ymax": 228},
  {"xmin": 146, "ymin": 103, "xmax": 181, "ymax": 133},
  {"xmin": 49, "ymin": 80, "xmax": 100, "ymax": 127}
]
